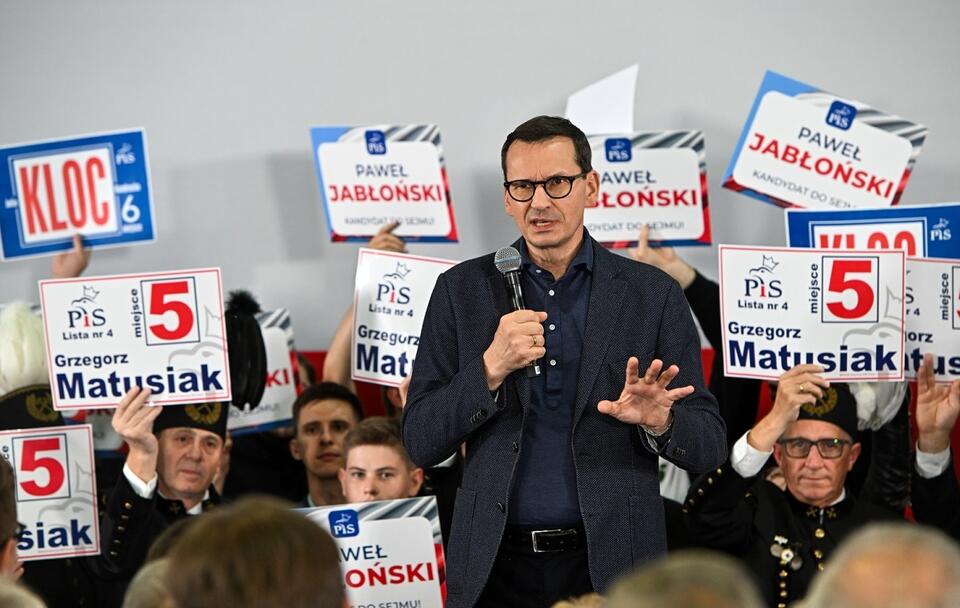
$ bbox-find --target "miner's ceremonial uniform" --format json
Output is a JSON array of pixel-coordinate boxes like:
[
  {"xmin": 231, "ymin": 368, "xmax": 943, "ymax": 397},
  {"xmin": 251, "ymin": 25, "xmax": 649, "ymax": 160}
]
[{"xmin": 684, "ymin": 384, "xmax": 904, "ymax": 607}]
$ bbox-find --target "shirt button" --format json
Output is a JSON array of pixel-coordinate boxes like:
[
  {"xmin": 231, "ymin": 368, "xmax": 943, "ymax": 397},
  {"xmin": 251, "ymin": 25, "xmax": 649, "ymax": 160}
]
[
  {"xmin": 496, "ymin": 502, "xmax": 505, "ymax": 513},
  {"xmin": 548, "ymin": 324, "xmax": 556, "ymax": 331},
  {"xmin": 550, "ymin": 359, "xmax": 557, "ymax": 366},
  {"xmin": 548, "ymin": 289, "xmax": 555, "ymax": 296},
  {"xmin": 535, "ymin": 269, "xmax": 541, "ymax": 274},
  {"xmin": 512, "ymin": 442, "xmax": 519, "ymax": 453}
]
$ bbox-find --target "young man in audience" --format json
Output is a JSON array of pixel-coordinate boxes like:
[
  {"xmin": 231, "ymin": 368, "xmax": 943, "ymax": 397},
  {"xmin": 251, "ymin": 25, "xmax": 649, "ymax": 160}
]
[
  {"xmin": 164, "ymin": 496, "xmax": 346, "ymax": 608},
  {"xmin": 684, "ymin": 366, "xmax": 902, "ymax": 607},
  {"xmin": 338, "ymin": 417, "xmax": 423, "ymax": 503},
  {"xmin": 289, "ymin": 382, "xmax": 364, "ymax": 507},
  {"xmin": 93, "ymin": 387, "xmax": 228, "ymax": 605}
]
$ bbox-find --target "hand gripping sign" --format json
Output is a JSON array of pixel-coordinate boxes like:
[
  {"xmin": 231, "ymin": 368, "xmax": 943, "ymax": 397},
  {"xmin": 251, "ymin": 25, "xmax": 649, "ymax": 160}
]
[
  {"xmin": 0, "ymin": 425, "xmax": 99, "ymax": 561},
  {"xmin": 723, "ymin": 71, "xmax": 927, "ymax": 210},
  {"xmin": 903, "ymin": 258, "xmax": 960, "ymax": 383},
  {"xmin": 585, "ymin": 131, "xmax": 711, "ymax": 247},
  {"xmin": 311, "ymin": 125, "xmax": 459, "ymax": 242},
  {"xmin": 719, "ymin": 245, "xmax": 905, "ymax": 381},
  {"xmin": 304, "ymin": 496, "xmax": 445, "ymax": 608},
  {"xmin": 228, "ymin": 308, "xmax": 298, "ymax": 434},
  {"xmin": 352, "ymin": 249, "xmax": 457, "ymax": 387},
  {"xmin": 39, "ymin": 268, "xmax": 231, "ymax": 410},
  {"xmin": 0, "ymin": 129, "xmax": 155, "ymax": 261},
  {"xmin": 785, "ymin": 203, "xmax": 960, "ymax": 259}
]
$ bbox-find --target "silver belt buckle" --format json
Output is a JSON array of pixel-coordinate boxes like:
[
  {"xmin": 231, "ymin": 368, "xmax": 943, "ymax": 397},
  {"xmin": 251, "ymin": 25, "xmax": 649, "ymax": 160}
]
[{"xmin": 531, "ymin": 528, "xmax": 567, "ymax": 553}]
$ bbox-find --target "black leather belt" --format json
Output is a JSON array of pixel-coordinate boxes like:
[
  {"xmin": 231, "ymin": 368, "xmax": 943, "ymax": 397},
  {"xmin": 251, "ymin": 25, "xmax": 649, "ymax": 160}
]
[{"xmin": 503, "ymin": 525, "xmax": 584, "ymax": 553}]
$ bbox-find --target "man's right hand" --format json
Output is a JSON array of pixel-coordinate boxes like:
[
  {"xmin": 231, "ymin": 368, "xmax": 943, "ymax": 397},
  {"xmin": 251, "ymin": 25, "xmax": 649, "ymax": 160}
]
[
  {"xmin": 916, "ymin": 353, "xmax": 960, "ymax": 454},
  {"xmin": 747, "ymin": 364, "xmax": 830, "ymax": 452},
  {"xmin": 482, "ymin": 310, "xmax": 548, "ymax": 390},
  {"xmin": 628, "ymin": 225, "xmax": 696, "ymax": 289},
  {"xmin": 112, "ymin": 387, "xmax": 162, "ymax": 483},
  {"xmin": 369, "ymin": 220, "xmax": 407, "ymax": 253}
]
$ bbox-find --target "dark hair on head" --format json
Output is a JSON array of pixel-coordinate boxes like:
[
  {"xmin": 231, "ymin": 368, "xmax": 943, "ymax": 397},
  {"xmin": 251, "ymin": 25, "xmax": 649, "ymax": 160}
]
[
  {"xmin": 342, "ymin": 416, "xmax": 415, "ymax": 470},
  {"xmin": 292, "ymin": 381, "xmax": 364, "ymax": 431},
  {"xmin": 501, "ymin": 115, "xmax": 592, "ymax": 179}
]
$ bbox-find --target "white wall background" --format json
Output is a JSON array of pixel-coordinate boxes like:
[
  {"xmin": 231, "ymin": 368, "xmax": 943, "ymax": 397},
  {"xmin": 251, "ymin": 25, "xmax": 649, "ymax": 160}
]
[{"xmin": 2, "ymin": 1, "xmax": 958, "ymax": 349}]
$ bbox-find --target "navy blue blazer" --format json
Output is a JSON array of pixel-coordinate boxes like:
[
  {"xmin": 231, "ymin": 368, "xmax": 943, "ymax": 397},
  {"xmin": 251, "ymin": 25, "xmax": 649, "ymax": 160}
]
[{"xmin": 402, "ymin": 238, "xmax": 727, "ymax": 607}]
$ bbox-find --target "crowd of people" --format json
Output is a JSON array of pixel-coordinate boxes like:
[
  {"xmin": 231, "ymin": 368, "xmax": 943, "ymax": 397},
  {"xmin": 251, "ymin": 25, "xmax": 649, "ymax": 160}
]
[{"xmin": 0, "ymin": 116, "xmax": 957, "ymax": 607}]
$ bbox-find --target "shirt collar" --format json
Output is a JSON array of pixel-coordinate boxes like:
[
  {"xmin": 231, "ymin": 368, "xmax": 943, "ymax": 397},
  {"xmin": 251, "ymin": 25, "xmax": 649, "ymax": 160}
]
[{"xmin": 516, "ymin": 229, "xmax": 594, "ymax": 276}]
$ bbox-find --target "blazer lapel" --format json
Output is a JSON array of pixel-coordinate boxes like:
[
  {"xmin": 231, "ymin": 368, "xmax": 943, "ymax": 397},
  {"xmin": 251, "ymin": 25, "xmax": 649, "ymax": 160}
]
[{"xmin": 573, "ymin": 250, "xmax": 626, "ymax": 426}]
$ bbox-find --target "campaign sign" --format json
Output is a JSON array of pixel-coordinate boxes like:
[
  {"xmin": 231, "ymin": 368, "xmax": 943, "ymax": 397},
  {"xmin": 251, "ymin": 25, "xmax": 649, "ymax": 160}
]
[
  {"xmin": 719, "ymin": 245, "xmax": 905, "ymax": 381},
  {"xmin": 228, "ymin": 309, "xmax": 298, "ymax": 434},
  {"xmin": 0, "ymin": 425, "xmax": 99, "ymax": 561},
  {"xmin": 0, "ymin": 129, "xmax": 155, "ymax": 261},
  {"xmin": 305, "ymin": 496, "xmax": 445, "ymax": 608},
  {"xmin": 723, "ymin": 71, "xmax": 927, "ymax": 210},
  {"xmin": 785, "ymin": 203, "xmax": 960, "ymax": 259},
  {"xmin": 311, "ymin": 125, "xmax": 459, "ymax": 242},
  {"xmin": 585, "ymin": 131, "xmax": 711, "ymax": 247},
  {"xmin": 352, "ymin": 249, "xmax": 457, "ymax": 387},
  {"xmin": 39, "ymin": 268, "xmax": 231, "ymax": 410},
  {"xmin": 903, "ymin": 258, "xmax": 960, "ymax": 383}
]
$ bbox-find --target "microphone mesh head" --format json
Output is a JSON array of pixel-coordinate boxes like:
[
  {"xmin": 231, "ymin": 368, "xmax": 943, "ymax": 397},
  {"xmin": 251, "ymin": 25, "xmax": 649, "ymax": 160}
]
[{"xmin": 494, "ymin": 246, "xmax": 521, "ymax": 274}]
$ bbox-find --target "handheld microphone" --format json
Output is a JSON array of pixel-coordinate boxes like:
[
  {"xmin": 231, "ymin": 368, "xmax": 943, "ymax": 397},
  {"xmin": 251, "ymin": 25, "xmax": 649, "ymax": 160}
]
[{"xmin": 494, "ymin": 246, "xmax": 542, "ymax": 377}]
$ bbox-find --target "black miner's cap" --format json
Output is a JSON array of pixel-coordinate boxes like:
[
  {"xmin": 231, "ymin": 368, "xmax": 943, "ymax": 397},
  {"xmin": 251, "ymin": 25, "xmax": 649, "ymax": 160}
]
[
  {"xmin": 154, "ymin": 401, "xmax": 228, "ymax": 440},
  {"xmin": 0, "ymin": 385, "xmax": 64, "ymax": 430},
  {"xmin": 797, "ymin": 383, "xmax": 859, "ymax": 441}
]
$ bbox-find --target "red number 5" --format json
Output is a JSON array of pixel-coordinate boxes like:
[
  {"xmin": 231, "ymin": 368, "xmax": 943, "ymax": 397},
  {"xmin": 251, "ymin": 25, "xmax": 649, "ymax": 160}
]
[
  {"xmin": 149, "ymin": 280, "xmax": 194, "ymax": 341},
  {"xmin": 827, "ymin": 259, "xmax": 875, "ymax": 319},
  {"xmin": 19, "ymin": 437, "xmax": 65, "ymax": 497}
]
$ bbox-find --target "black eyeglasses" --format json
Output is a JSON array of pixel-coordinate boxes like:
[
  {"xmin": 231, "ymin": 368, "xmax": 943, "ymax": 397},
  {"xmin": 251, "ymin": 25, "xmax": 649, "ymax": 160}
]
[
  {"xmin": 503, "ymin": 172, "xmax": 589, "ymax": 202},
  {"xmin": 777, "ymin": 437, "xmax": 852, "ymax": 459}
]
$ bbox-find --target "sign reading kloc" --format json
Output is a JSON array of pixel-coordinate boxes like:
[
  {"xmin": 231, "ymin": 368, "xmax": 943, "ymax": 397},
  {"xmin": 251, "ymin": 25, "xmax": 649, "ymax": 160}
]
[
  {"xmin": 39, "ymin": 268, "xmax": 231, "ymax": 410},
  {"xmin": 0, "ymin": 129, "xmax": 155, "ymax": 261},
  {"xmin": 304, "ymin": 496, "xmax": 445, "ymax": 608},
  {"xmin": 1, "ymin": 425, "xmax": 100, "ymax": 561},
  {"xmin": 785, "ymin": 203, "xmax": 960, "ymax": 259},
  {"xmin": 310, "ymin": 125, "xmax": 459, "ymax": 242},
  {"xmin": 352, "ymin": 249, "xmax": 457, "ymax": 387},
  {"xmin": 723, "ymin": 71, "xmax": 927, "ymax": 210},
  {"xmin": 719, "ymin": 245, "xmax": 905, "ymax": 381},
  {"xmin": 585, "ymin": 131, "xmax": 711, "ymax": 247}
]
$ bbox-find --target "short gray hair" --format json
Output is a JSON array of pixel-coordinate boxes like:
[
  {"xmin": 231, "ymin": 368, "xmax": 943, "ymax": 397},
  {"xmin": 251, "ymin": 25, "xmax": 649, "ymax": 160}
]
[
  {"xmin": 804, "ymin": 522, "xmax": 960, "ymax": 608},
  {"xmin": 0, "ymin": 581, "xmax": 45, "ymax": 608},
  {"xmin": 605, "ymin": 550, "xmax": 764, "ymax": 608},
  {"xmin": 123, "ymin": 558, "xmax": 171, "ymax": 608}
]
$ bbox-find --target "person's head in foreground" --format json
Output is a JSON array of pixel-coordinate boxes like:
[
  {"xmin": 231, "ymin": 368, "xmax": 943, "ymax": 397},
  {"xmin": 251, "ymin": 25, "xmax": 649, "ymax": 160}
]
[
  {"xmin": 0, "ymin": 579, "xmax": 44, "ymax": 608},
  {"xmin": 339, "ymin": 416, "xmax": 423, "ymax": 503},
  {"xmin": 0, "ymin": 456, "xmax": 21, "ymax": 579},
  {"xmin": 122, "ymin": 558, "xmax": 171, "ymax": 608},
  {"xmin": 803, "ymin": 522, "xmax": 960, "ymax": 608},
  {"xmin": 164, "ymin": 496, "xmax": 345, "ymax": 608},
  {"xmin": 773, "ymin": 384, "xmax": 861, "ymax": 507},
  {"xmin": 604, "ymin": 549, "xmax": 764, "ymax": 608}
]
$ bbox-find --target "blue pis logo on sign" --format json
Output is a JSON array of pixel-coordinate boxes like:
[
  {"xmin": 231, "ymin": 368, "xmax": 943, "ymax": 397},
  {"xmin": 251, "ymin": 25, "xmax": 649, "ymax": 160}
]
[
  {"xmin": 604, "ymin": 138, "xmax": 632, "ymax": 163},
  {"xmin": 826, "ymin": 100, "xmax": 857, "ymax": 131},
  {"xmin": 369, "ymin": 262, "xmax": 415, "ymax": 318},
  {"xmin": 744, "ymin": 255, "xmax": 783, "ymax": 299},
  {"xmin": 115, "ymin": 142, "xmax": 136, "ymax": 165},
  {"xmin": 931, "ymin": 218, "xmax": 952, "ymax": 241},
  {"xmin": 365, "ymin": 130, "xmax": 387, "ymax": 155},
  {"xmin": 67, "ymin": 286, "xmax": 106, "ymax": 329},
  {"xmin": 329, "ymin": 509, "xmax": 360, "ymax": 538}
]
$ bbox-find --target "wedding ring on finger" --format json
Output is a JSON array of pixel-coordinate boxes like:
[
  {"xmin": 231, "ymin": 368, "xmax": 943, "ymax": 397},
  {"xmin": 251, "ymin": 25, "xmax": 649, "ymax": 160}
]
[
  {"xmin": 531, "ymin": 335, "xmax": 538, "ymax": 348},
  {"xmin": 799, "ymin": 384, "xmax": 806, "ymax": 394}
]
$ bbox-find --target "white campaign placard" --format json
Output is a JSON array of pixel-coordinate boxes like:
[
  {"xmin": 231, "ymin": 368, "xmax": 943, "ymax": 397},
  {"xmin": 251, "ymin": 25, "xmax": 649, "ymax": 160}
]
[
  {"xmin": 352, "ymin": 249, "xmax": 457, "ymax": 387},
  {"xmin": 39, "ymin": 268, "xmax": 231, "ymax": 410},
  {"xmin": 719, "ymin": 245, "xmax": 905, "ymax": 381},
  {"xmin": 228, "ymin": 309, "xmax": 298, "ymax": 433},
  {"xmin": 305, "ymin": 496, "xmax": 444, "ymax": 608},
  {"xmin": 585, "ymin": 131, "xmax": 711, "ymax": 247},
  {"xmin": 1, "ymin": 425, "xmax": 99, "ymax": 561},
  {"xmin": 904, "ymin": 258, "xmax": 960, "ymax": 383}
]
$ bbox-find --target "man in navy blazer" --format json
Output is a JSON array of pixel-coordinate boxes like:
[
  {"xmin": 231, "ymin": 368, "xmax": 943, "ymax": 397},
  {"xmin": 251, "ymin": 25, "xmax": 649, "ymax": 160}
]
[{"xmin": 402, "ymin": 116, "xmax": 727, "ymax": 608}]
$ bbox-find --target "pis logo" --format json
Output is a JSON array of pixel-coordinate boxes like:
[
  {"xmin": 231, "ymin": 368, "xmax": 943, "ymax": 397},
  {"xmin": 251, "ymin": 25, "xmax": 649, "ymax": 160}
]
[
  {"xmin": 743, "ymin": 255, "xmax": 783, "ymax": 298},
  {"xmin": 115, "ymin": 142, "xmax": 136, "ymax": 165},
  {"xmin": 68, "ymin": 285, "xmax": 106, "ymax": 328},
  {"xmin": 376, "ymin": 262, "xmax": 412, "ymax": 304},
  {"xmin": 329, "ymin": 510, "xmax": 359, "ymax": 538},
  {"xmin": 931, "ymin": 218, "xmax": 952, "ymax": 241},
  {"xmin": 604, "ymin": 138, "xmax": 632, "ymax": 163},
  {"xmin": 826, "ymin": 100, "xmax": 857, "ymax": 131},
  {"xmin": 365, "ymin": 130, "xmax": 387, "ymax": 155}
]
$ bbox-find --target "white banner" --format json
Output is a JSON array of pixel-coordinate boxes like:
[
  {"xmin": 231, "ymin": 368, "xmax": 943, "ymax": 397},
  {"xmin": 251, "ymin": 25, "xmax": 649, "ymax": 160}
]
[
  {"xmin": 719, "ymin": 245, "xmax": 905, "ymax": 381},
  {"xmin": 352, "ymin": 249, "xmax": 457, "ymax": 387},
  {"xmin": 39, "ymin": 268, "xmax": 230, "ymax": 410},
  {"xmin": 304, "ymin": 496, "xmax": 445, "ymax": 608},
  {"xmin": 904, "ymin": 258, "xmax": 960, "ymax": 383},
  {"xmin": 1, "ymin": 425, "xmax": 99, "ymax": 561}
]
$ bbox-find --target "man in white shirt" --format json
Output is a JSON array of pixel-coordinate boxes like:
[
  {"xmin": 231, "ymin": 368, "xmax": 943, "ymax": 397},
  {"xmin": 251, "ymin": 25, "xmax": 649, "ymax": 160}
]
[{"xmin": 912, "ymin": 352, "xmax": 960, "ymax": 539}]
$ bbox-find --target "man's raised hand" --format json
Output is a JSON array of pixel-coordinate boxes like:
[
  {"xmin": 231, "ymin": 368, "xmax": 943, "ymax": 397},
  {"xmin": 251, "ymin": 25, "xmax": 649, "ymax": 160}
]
[
  {"xmin": 112, "ymin": 387, "xmax": 161, "ymax": 483},
  {"xmin": 916, "ymin": 353, "xmax": 960, "ymax": 453},
  {"xmin": 597, "ymin": 357, "xmax": 694, "ymax": 430}
]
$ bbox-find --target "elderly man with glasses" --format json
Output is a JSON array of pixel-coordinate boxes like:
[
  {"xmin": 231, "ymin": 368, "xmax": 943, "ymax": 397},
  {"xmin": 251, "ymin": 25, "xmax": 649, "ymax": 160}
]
[{"xmin": 685, "ymin": 365, "xmax": 903, "ymax": 607}]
